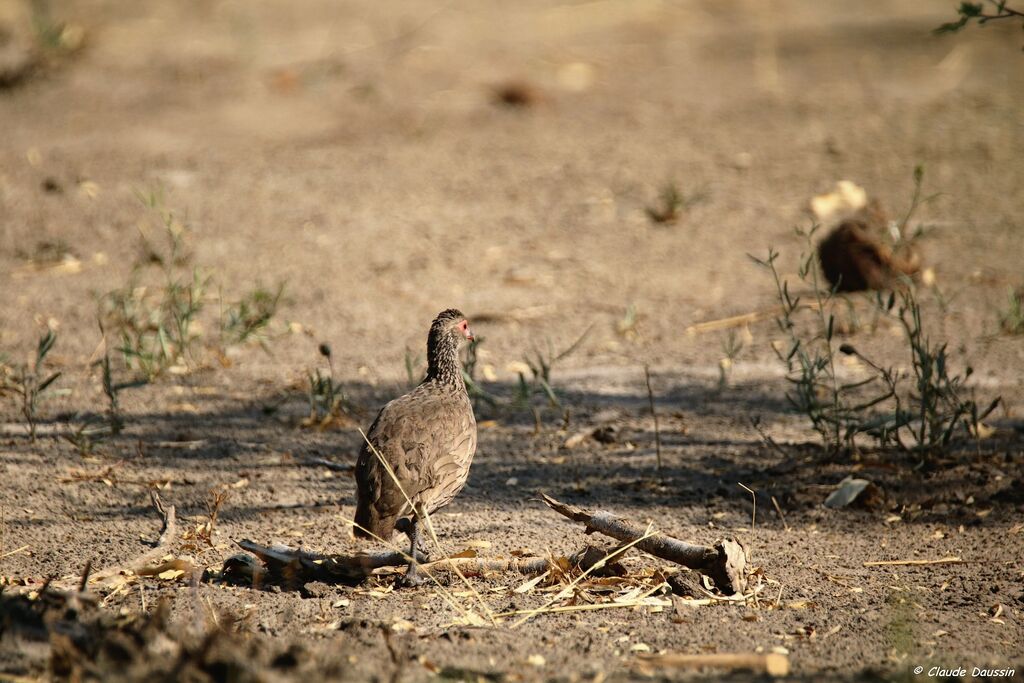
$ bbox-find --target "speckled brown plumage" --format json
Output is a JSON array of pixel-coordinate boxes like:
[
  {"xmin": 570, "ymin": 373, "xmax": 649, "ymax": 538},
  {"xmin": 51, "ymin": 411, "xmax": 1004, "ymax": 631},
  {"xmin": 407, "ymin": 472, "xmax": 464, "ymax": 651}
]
[
  {"xmin": 818, "ymin": 202, "xmax": 919, "ymax": 292},
  {"xmin": 353, "ymin": 309, "xmax": 477, "ymax": 584}
]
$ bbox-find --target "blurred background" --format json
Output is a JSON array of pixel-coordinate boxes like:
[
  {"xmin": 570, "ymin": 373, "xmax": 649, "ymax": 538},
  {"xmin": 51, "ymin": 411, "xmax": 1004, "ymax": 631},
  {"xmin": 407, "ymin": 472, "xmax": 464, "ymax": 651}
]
[
  {"xmin": 2, "ymin": 4, "xmax": 1023, "ymax": 678},
  {"xmin": 1, "ymin": 0, "xmax": 1022, "ymax": 384}
]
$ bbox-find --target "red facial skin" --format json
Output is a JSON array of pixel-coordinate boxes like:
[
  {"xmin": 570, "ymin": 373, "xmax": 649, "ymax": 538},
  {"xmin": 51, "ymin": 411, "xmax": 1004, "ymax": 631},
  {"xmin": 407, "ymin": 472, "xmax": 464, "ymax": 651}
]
[{"xmin": 458, "ymin": 319, "xmax": 474, "ymax": 341}]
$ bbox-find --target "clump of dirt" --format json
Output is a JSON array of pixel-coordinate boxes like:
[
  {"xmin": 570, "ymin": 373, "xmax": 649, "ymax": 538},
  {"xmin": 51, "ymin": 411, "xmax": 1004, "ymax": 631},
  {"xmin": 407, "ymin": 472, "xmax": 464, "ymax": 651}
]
[
  {"xmin": 0, "ymin": 588, "xmax": 343, "ymax": 682},
  {"xmin": 490, "ymin": 80, "xmax": 543, "ymax": 108}
]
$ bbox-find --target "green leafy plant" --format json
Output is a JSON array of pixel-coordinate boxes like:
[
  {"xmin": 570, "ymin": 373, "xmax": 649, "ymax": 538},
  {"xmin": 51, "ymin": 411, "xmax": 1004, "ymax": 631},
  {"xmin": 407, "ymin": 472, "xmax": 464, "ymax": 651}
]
[
  {"xmin": 751, "ymin": 232, "xmax": 855, "ymax": 453},
  {"xmin": 100, "ymin": 270, "xmax": 208, "ymax": 379},
  {"xmin": 101, "ymin": 191, "xmax": 283, "ymax": 380},
  {"xmin": 999, "ymin": 287, "xmax": 1024, "ymax": 334},
  {"xmin": 840, "ymin": 292, "xmax": 1000, "ymax": 453},
  {"xmin": 461, "ymin": 336, "xmax": 498, "ymax": 408},
  {"xmin": 514, "ymin": 327, "xmax": 591, "ymax": 409},
  {"xmin": 220, "ymin": 283, "xmax": 285, "ymax": 348},
  {"xmin": 717, "ymin": 329, "xmax": 745, "ymax": 389},
  {"xmin": 645, "ymin": 182, "xmax": 707, "ymax": 225},
  {"xmin": 306, "ymin": 344, "xmax": 349, "ymax": 424},
  {"xmin": 135, "ymin": 188, "xmax": 192, "ymax": 268},
  {"xmin": 29, "ymin": 0, "xmax": 84, "ymax": 56},
  {"xmin": 404, "ymin": 347, "xmax": 424, "ymax": 387},
  {"xmin": 61, "ymin": 416, "xmax": 110, "ymax": 456},
  {"xmin": 62, "ymin": 338, "xmax": 145, "ymax": 456},
  {"xmin": 0, "ymin": 330, "xmax": 62, "ymax": 441},
  {"xmin": 753, "ymin": 240, "xmax": 999, "ymax": 455},
  {"xmin": 935, "ymin": 1, "xmax": 1024, "ymax": 45},
  {"xmin": 616, "ymin": 304, "xmax": 640, "ymax": 339}
]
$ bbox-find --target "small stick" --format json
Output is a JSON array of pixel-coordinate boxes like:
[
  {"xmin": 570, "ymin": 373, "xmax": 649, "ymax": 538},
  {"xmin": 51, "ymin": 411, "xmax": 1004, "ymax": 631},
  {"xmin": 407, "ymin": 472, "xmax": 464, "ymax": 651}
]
[
  {"xmin": 863, "ymin": 556, "xmax": 964, "ymax": 567},
  {"xmin": 770, "ymin": 495, "xmax": 789, "ymax": 532},
  {"xmin": 78, "ymin": 560, "xmax": 92, "ymax": 593},
  {"xmin": 686, "ymin": 310, "xmax": 777, "ymax": 335},
  {"xmin": 639, "ymin": 652, "xmax": 789, "ymax": 677},
  {"xmin": 643, "ymin": 365, "xmax": 663, "ymax": 476},
  {"xmin": 0, "ymin": 545, "xmax": 30, "ymax": 560},
  {"xmin": 685, "ymin": 300, "xmax": 825, "ymax": 335}
]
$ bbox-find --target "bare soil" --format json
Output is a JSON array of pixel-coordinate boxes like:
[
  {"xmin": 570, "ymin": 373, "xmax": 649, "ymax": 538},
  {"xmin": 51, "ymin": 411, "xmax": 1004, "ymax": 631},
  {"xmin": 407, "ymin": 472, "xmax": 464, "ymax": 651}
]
[{"xmin": 1, "ymin": 1, "xmax": 1023, "ymax": 681}]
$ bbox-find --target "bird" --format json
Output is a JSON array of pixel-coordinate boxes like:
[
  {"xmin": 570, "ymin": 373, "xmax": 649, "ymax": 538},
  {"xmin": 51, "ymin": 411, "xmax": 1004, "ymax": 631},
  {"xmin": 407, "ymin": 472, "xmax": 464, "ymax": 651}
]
[
  {"xmin": 353, "ymin": 309, "xmax": 478, "ymax": 585},
  {"xmin": 818, "ymin": 202, "xmax": 919, "ymax": 292}
]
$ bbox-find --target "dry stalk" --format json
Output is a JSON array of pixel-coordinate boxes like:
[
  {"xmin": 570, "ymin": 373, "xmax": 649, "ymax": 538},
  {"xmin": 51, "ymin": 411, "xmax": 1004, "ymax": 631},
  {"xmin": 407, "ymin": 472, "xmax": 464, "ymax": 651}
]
[
  {"xmin": 863, "ymin": 556, "xmax": 964, "ymax": 567},
  {"xmin": 770, "ymin": 495, "xmax": 789, "ymax": 532},
  {"xmin": 509, "ymin": 524, "xmax": 658, "ymax": 629},
  {"xmin": 738, "ymin": 483, "xmax": 756, "ymax": 532}
]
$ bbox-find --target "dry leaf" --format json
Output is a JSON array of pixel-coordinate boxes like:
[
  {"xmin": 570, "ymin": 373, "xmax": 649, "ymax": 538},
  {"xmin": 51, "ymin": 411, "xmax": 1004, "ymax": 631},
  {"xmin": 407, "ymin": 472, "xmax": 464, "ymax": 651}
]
[
  {"xmin": 514, "ymin": 571, "xmax": 550, "ymax": 594},
  {"xmin": 527, "ymin": 654, "xmax": 546, "ymax": 667},
  {"xmin": 810, "ymin": 180, "xmax": 868, "ymax": 222},
  {"xmin": 824, "ymin": 477, "xmax": 873, "ymax": 509},
  {"xmin": 157, "ymin": 569, "xmax": 184, "ymax": 580}
]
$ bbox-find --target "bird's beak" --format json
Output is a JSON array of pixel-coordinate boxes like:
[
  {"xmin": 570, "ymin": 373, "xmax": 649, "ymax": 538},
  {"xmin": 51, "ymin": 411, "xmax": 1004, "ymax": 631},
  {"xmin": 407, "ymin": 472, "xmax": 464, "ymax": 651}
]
[{"xmin": 464, "ymin": 325, "xmax": 475, "ymax": 341}]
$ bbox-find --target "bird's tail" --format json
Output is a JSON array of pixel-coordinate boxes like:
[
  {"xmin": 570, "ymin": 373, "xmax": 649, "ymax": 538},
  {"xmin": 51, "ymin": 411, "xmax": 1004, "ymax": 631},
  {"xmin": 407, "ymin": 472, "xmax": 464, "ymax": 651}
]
[{"xmin": 353, "ymin": 498, "xmax": 375, "ymax": 539}]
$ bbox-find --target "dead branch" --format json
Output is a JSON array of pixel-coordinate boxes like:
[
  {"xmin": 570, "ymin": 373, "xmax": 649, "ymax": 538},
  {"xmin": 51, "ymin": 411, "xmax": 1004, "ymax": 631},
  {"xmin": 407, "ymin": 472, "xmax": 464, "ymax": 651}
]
[
  {"xmin": 225, "ymin": 496, "xmax": 746, "ymax": 592},
  {"xmin": 88, "ymin": 491, "xmax": 179, "ymax": 587},
  {"xmin": 228, "ymin": 540, "xmax": 615, "ymax": 586},
  {"xmin": 539, "ymin": 493, "xmax": 748, "ymax": 595}
]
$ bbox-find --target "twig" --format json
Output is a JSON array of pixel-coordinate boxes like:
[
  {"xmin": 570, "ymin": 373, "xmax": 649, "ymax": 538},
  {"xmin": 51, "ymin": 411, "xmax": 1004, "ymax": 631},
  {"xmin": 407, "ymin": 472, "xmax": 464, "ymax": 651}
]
[
  {"xmin": 643, "ymin": 365, "xmax": 663, "ymax": 476},
  {"xmin": 863, "ymin": 556, "xmax": 964, "ymax": 567},
  {"xmin": 78, "ymin": 560, "xmax": 92, "ymax": 593},
  {"xmin": 750, "ymin": 416, "xmax": 788, "ymax": 458},
  {"xmin": 639, "ymin": 652, "xmax": 789, "ymax": 677},
  {"xmin": 539, "ymin": 493, "xmax": 747, "ymax": 595}
]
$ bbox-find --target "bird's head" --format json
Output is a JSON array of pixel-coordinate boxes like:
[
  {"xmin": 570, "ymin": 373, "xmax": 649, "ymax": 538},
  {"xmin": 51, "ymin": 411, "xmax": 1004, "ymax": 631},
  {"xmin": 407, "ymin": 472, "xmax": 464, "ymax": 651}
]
[{"xmin": 431, "ymin": 308, "xmax": 474, "ymax": 347}]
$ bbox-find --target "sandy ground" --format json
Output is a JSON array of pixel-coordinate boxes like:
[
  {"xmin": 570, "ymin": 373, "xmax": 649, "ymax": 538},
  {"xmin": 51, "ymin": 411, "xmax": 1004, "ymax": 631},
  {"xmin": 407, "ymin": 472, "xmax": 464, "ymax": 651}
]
[{"xmin": 1, "ymin": 0, "xmax": 1023, "ymax": 680}]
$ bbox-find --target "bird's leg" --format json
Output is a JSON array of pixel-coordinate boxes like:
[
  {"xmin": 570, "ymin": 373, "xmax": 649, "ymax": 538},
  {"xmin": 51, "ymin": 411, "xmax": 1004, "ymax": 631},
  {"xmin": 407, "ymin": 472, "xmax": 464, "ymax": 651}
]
[
  {"xmin": 401, "ymin": 518, "xmax": 428, "ymax": 587},
  {"xmin": 395, "ymin": 517, "xmax": 429, "ymax": 563}
]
